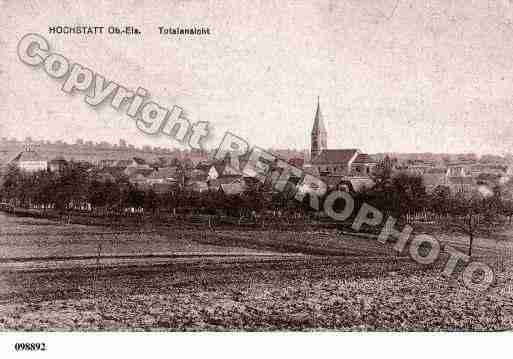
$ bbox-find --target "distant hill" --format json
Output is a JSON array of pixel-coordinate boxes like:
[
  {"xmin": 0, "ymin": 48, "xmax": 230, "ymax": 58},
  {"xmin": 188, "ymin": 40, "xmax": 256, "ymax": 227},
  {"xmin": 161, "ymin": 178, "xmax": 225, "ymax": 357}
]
[{"xmin": 0, "ymin": 138, "xmax": 209, "ymax": 165}]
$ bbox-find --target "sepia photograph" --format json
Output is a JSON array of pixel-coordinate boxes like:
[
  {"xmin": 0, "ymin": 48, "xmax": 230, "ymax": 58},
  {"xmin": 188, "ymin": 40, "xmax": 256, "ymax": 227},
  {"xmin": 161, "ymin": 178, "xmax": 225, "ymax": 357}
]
[{"xmin": 0, "ymin": 0, "xmax": 512, "ymax": 357}]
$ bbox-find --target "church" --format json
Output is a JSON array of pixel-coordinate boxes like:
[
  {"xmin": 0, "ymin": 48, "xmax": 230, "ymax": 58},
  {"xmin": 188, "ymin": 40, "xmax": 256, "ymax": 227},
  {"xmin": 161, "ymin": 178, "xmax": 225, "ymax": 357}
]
[{"xmin": 309, "ymin": 98, "xmax": 376, "ymax": 178}]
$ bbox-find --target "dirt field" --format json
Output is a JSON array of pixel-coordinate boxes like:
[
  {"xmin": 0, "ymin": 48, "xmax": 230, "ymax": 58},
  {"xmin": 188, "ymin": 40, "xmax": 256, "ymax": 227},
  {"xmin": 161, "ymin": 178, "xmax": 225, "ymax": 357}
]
[{"xmin": 1, "ymin": 213, "xmax": 513, "ymax": 331}]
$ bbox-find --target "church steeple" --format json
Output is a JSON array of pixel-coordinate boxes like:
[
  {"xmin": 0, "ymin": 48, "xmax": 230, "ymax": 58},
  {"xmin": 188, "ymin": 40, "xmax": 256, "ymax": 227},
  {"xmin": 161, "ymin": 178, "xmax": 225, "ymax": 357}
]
[{"xmin": 311, "ymin": 96, "xmax": 327, "ymax": 160}]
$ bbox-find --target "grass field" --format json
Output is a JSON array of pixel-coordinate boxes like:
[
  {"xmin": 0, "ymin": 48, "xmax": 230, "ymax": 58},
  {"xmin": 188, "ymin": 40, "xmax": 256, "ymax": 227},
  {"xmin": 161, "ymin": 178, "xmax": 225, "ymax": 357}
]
[{"xmin": 1, "ymin": 213, "xmax": 513, "ymax": 330}]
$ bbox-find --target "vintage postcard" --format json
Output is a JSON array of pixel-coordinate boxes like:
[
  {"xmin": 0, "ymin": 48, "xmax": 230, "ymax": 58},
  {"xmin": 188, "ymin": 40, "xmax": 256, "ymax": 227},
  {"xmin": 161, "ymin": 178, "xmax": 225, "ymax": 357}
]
[{"xmin": 0, "ymin": 0, "xmax": 512, "ymax": 357}]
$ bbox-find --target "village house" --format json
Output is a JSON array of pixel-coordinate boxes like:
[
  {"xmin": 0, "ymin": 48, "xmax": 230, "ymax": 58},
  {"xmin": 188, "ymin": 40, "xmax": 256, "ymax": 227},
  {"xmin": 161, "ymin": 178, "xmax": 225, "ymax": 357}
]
[
  {"xmin": 421, "ymin": 168, "xmax": 448, "ymax": 193},
  {"xmin": 216, "ymin": 177, "xmax": 246, "ymax": 195},
  {"xmin": 11, "ymin": 148, "xmax": 48, "ymax": 172},
  {"xmin": 48, "ymin": 156, "xmax": 68, "ymax": 173},
  {"xmin": 321, "ymin": 175, "xmax": 375, "ymax": 193},
  {"xmin": 446, "ymin": 161, "xmax": 475, "ymax": 177},
  {"xmin": 187, "ymin": 180, "xmax": 209, "ymax": 193},
  {"xmin": 404, "ymin": 159, "xmax": 437, "ymax": 175},
  {"xmin": 206, "ymin": 161, "xmax": 241, "ymax": 180},
  {"xmin": 145, "ymin": 166, "xmax": 184, "ymax": 186},
  {"xmin": 123, "ymin": 157, "xmax": 154, "ymax": 178}
]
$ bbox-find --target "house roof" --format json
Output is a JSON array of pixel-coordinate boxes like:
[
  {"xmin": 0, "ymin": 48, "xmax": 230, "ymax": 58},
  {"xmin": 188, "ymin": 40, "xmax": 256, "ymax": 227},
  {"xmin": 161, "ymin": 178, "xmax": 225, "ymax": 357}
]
[
  {"xmin": 128, "ymin": 173, "xmax": 147, "ymax": 181},
  {"xmin": 115, "ymin": 159, "xmax": 132, "ymax": 168},
  {"xmin": 353, "ymin": 153, "xmax": 377, "ymax": 164},
  {"xmin": 208, "ymin": 175, "xmax": 243, "ymax": 188},
  {"xmin": 319, "ymin": 176, "xmax": 374, "ymax": 191},
  {"xmin": 152, "ymin": 183, "xmax": 178, "ymax": 193},
  {"xmin": 220, "ymin": 182, "xmax": 245, "ymax": 195},
  {"xmin": 213, "ymin": 163, "xmax": 225, "ymax": 175},
  {"xmin": 189, "ymin": 168, "xmax": 208, "ymax": 180},
  {"xmin": 422, "ymin": 173, "xmax": 447, "ymax": 187},
  {"xmin": 91, "ymin": 167, "xmax": 126, "ymax": 181},
  {"xmin": 448, "ymin": 176, "xmax": 475, "ymax": 185},
  {"xmin": 321, "ymin": 175, "xmax": 347, "ymax": 188},
  {"xmin": 132, "ymin": 157, "xmax": 147, "ymax": 165},
  {"xmin": 476, "ymin": 172, "xmax": 501, "ymax": 181},
  {"xmin": 195, "ymin": 162, "xmax": 211, "ymax": 171},
  {"xmin": 187, "ymin": 180, "xmax": 209, "ymax": 192},
  {"xmin": 447, "ymin": 161, "xmax": 476, "ymax": 167},
  {"xmin": 147, "ymin": 166, "xmax": 179, "ymax": 180},
  {"xmin": 49, "ymin": 157, "xmax": 67, "ymax": 165},
  {"xmin": 126, "ymin": 167, "xmax": 153, "ymax": 177},
  {"xmin": 311, "ymin": 149, "xmax": 359, "ymax": 165},
  {"xmin": 96, "ymin": 172, "xmax": 116, "ymax": 183},
  {"xmin": 347, "ymin": 177, "xmax": 375, "ymax": 192},
  {"xmin": 211, "ymin": 161, "xmax": 240, "ymax": 176},
  {"xmin": 472, "ymin": 164, "xmax": 507, "ymax": 175},
  {"xmin": 426, "ymin": 167, "xmax": 446, "ymax": 174},
  {"xmin": 288, "ymin": 157, "xmax": 304, "ymax": 168},
  {"xmin": 12, "ymin": 150, "xmax": 44, "ymax": 162},
  {"xmin": 218, "ymin": 174, "xmax": 243, "ymax": 182},
  {"xmin": 303, "ymin": 165, "xmax": 320, "ymax": 177}
]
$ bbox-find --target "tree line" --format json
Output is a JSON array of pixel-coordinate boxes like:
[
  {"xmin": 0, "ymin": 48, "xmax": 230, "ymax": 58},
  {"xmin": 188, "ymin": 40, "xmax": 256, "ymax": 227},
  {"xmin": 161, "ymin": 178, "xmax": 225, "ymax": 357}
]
[
  {"xmin": 2, "ymin": 158, "xmax": 512, "ymax": 256},
  {"xmin": 1, "ymin": 160, "xmax": 512, "ymax": 224}
]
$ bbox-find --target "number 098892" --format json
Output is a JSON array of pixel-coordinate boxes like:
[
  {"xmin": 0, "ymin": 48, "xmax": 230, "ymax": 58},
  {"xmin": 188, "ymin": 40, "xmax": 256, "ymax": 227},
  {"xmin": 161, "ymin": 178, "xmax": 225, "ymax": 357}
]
[{"xmin": 14, "ymin": 343, "xmax": 47, "ymax": 351}]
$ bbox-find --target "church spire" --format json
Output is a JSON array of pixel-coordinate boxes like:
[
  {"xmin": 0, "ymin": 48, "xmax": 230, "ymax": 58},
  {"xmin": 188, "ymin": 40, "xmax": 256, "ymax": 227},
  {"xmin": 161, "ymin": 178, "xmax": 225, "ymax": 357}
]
[
  {"xmin": 312, "ymin": 96, "xmax": 326, "ymax": 134},
  {"xmin": 311, "ymin": 97, "xmax": 327, "ymax": 160}
]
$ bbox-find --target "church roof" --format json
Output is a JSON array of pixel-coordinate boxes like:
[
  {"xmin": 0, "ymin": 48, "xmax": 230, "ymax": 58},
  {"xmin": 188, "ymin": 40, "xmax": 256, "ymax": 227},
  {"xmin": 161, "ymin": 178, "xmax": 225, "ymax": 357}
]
[
  {"xmin": 311, "ymin": 98, "xmax": 327, "ymax": 134},
  {"xmin": 311, "ymin": 149, "xmax": 359, "ymax": 165}
]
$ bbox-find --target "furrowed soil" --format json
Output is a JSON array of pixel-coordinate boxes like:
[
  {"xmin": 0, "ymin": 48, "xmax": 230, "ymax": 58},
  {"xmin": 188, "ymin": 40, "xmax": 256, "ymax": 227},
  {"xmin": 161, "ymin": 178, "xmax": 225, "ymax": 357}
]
[{"xmin": 1, "ymin": 213, "xmax": 513, "ymax": 331}]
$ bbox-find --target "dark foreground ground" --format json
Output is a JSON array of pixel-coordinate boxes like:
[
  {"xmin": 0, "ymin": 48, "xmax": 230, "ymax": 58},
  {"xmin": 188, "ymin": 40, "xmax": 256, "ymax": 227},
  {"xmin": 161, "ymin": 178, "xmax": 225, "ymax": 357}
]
[
  {"xmin": 1, "ymin": 214, "xmax": 513, "ymax": 330},
  {"xmin": 2, "ymin": 255, "xmax": 513, "ymax": 331}
]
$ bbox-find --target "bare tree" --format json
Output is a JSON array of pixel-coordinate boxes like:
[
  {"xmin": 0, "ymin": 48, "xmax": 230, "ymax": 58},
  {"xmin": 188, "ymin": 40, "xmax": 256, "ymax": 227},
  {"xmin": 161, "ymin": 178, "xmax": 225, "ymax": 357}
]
[{"xmin": 438, "ymin": 187, "xmax": 502, "ymax": 257}]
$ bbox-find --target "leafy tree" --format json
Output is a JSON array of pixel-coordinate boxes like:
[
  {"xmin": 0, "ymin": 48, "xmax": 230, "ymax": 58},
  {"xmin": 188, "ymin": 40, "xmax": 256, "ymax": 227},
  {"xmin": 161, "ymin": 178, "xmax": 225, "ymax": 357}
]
[
  {"xmin": 122, "ymin": 185, "xmax": 145, "ymax": 210},
  {"xmin": 143, "ymin": 189, "xmax": 160, "ymax": 213},
  {"xmin": 429, "ymin": 185, "xmax": 451, "ymax": 215},
  {"xmin": 88, "ymin": 180, "xmax": 122, "ymax": 209},
  {"xmin": 360, "ymin": 172, "xmax": 426, "ymax": 220},
  {"xmin": 52, "ymin": 161, "xmax": 90, "ymax": 212},
  {"xmin": 1, "ymin": 164, "xmax": 23, "ymax": 204},
  {"xmin": 371, "ymin": 155, "xmax": 393, "ymax": 189}
]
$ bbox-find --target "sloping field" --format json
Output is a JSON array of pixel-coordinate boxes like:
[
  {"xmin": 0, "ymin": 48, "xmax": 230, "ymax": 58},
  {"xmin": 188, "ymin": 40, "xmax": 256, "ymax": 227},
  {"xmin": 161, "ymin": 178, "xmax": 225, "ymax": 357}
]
[
  {"xmin": 1, "ymin": 213, "xmax": 513, "ymax": 330},
  {"xmin": 0, "ymin": 215, "xmax": 276, "ymax": 262},
  {"xmin": 1, "ymin": 256, "xmax": 513, "ymax": 330}
]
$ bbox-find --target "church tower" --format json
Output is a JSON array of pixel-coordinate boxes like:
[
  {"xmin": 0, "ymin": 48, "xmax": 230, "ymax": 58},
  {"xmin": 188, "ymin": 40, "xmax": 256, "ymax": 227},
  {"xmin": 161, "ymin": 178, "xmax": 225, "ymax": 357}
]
[{"xmin": 311, "ymin": 97, "xmax": 327, "ymax": 160}]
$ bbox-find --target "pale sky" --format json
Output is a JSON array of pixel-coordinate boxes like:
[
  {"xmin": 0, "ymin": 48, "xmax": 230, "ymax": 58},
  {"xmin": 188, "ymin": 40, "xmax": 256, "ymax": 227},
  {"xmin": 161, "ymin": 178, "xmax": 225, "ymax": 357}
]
[{"xmin": 1, "ymin": 0, "xmax": 513, "ymax": 155}]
